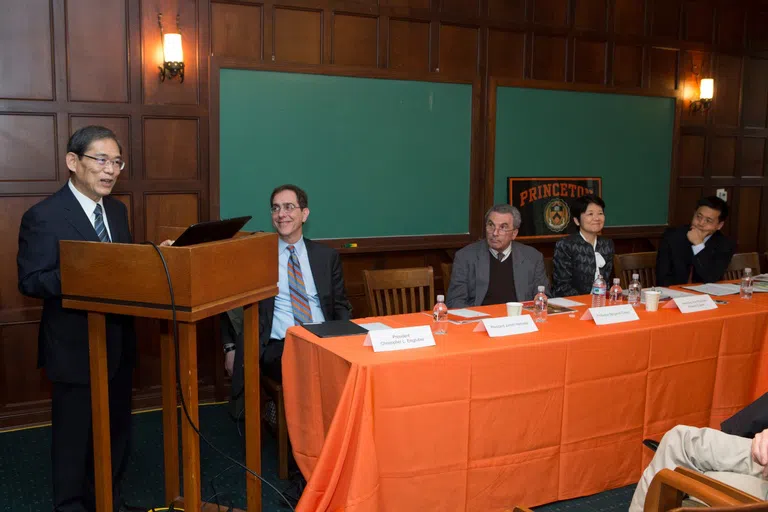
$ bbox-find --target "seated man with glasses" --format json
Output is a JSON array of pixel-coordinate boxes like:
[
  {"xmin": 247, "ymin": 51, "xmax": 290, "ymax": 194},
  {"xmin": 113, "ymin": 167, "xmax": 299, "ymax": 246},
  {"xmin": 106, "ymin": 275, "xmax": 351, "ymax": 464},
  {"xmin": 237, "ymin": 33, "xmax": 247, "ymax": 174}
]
[
  {"xmin": 446, "ymin": 204, "xmax": 550, "ymax": 308},
  {"xmin": 656, "ymin": 196, "xmax": 735, "ymax": 286},
  {"xmin": 222, "ymin": 184, "xmax": 352, "ymax": 400}
]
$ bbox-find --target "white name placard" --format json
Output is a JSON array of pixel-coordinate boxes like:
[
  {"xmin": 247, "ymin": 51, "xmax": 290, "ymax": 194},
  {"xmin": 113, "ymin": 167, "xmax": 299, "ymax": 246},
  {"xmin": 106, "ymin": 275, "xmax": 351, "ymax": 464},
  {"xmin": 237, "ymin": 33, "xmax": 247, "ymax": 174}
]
[
  {"xmin": 364, "ymin": 325, "xmax": 436, "ymax": 353},
  {"xmin": 473, "ymin": 315, "xmax": 539, "ymax": 337},
  {"xmin": 581, "ymin": 304, "xmax": 640, "ymax": 325},
  {"xmin": 664, "ymin": 294, "xmax": 718, "ymax": 314}
]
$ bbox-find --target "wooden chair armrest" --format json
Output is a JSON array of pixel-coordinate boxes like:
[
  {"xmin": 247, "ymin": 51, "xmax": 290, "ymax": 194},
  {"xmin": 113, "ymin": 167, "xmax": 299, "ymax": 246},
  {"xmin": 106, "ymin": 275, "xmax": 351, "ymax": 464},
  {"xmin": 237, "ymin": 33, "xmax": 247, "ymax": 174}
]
[
  {"xmin": 645, "ymin": 468, "xmax": 744, "ymax": 512},
  {"xmin": 674, "ymin": 467, "xmax": 762, "ymax": 504}
]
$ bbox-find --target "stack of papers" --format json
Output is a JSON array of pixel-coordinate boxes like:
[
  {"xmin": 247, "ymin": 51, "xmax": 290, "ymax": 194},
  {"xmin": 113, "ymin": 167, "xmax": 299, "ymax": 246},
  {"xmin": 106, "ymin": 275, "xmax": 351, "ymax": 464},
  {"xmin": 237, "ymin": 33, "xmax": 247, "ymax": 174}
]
[
  {"xmin": 447, "ymin": 309, "xmax": 490, "ymax": 324},
  {"xmin": 682, "ymin": 283, "xmax": 741, "ymax": 296},
  {"xmin": 622, "ymin": 287, "xmax": 696, "ymax": 303}
]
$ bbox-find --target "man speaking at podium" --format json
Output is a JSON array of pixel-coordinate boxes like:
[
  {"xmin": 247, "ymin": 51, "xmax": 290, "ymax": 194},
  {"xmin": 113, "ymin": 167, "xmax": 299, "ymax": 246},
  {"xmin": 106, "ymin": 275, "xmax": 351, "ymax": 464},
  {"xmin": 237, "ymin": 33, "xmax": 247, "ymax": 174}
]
[{"xmin": 17, "ymin": 126, "xmax": 136, "ymax": 512}]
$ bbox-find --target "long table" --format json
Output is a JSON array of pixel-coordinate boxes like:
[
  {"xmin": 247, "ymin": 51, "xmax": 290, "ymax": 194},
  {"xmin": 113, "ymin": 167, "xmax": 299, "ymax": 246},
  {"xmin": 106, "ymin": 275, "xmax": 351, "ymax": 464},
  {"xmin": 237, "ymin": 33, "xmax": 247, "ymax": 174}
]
[{"xmin": 282, "ymin": 292, "xmax": 768, "ymax": 511}]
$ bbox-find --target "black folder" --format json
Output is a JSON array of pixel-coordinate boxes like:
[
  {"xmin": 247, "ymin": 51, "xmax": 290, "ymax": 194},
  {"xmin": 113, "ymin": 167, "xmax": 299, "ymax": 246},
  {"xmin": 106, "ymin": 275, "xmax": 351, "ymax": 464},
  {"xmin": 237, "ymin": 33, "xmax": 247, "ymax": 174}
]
[{"xmin": 302, "ymin": 320, "xmax": 368, "ymax": 338}]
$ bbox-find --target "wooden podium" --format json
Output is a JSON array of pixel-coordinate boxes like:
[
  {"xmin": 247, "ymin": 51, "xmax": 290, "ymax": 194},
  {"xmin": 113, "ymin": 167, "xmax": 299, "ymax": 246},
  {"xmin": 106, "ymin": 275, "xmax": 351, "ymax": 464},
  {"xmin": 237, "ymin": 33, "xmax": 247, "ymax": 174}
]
[{"xmin": 60, "ymin": 232, "xmax": 278, "ymax": 512}]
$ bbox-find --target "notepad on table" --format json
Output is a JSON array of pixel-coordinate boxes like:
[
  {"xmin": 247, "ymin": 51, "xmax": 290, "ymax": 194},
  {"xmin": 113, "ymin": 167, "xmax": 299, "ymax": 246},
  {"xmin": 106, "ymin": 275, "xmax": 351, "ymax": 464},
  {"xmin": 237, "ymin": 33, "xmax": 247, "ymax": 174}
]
[{"xmin": 682, "ymin": 283, "xmax": 741, "ymax": 296}]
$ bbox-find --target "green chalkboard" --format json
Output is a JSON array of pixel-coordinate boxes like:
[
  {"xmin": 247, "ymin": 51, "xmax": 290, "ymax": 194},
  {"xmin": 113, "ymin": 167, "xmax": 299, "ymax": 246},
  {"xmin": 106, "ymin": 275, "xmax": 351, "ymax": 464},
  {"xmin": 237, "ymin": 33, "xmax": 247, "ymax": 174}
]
[
  {"xmin": 219, "ymin": 69, "xmax": 473, "ymax": 238},
  {"xmin": 493, "ymin": 86, "xmax": 676, "ymax": 227}
]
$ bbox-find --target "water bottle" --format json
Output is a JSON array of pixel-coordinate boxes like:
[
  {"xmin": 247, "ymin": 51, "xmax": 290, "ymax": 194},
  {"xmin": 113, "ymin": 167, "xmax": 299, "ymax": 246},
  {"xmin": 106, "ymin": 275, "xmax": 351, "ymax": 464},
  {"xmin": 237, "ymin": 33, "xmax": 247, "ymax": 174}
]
[
  {"xmin": 533, "ymin": 286, "xmax": 548, "ymax": 323},
  {"xmin": 433, "ymin": 294, "xmax": 449, "ymax": 334},
  {"xmin": 627, "ymin": 273, "xmax": 642, "ymax": 307},
  {"xmin": 591, "ymin": 272, "xmax": 606, "ymax": 308},
  {"xmin": 608, "ymin": 278, "xmax": 623, "ymax": 305},
  {"xmin": 740, "ymin": 268, "xmax": 754, "ymax": 300}
]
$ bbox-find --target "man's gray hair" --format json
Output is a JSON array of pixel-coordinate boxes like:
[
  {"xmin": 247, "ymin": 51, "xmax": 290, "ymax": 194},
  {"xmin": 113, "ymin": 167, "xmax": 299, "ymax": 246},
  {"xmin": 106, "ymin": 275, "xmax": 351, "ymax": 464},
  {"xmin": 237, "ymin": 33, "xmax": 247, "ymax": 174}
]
[{"xmin": 484, "ymin": 204, "xmax": 522, "ymax": 229}]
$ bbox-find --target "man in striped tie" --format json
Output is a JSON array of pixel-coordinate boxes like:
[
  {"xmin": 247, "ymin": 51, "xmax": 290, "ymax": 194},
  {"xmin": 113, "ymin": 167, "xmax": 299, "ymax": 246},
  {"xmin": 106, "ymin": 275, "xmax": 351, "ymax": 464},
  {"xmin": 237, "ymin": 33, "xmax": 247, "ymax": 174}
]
[
  {"xmin": 17, "ymin": 126, "xmax": 137, "ymax": 512},
  {"xmin": 222, "ymin": 184, "xmax": 352, "ymax": 390}
]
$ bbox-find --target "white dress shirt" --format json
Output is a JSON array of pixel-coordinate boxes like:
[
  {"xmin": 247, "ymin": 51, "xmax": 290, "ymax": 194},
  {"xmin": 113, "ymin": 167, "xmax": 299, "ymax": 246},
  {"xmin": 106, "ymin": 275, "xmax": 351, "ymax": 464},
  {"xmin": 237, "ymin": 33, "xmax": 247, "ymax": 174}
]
[
  {"xmin": 580, "ymin": 231, "xmax": 606, "ymax": 278},
  {"xmin": 692, "ymin": 234, "xmax": 713, "ymax": 256},
  {"xmin": 270, "ymin": 237, "xmax": 326, "ymax": 340},
  {"xmin": 68, "ymin": 179, "xmax": 112, "ymax": 240},
  {"xmin": 489, "ymin": 243, "xmax": 513, "ymax": 262}
]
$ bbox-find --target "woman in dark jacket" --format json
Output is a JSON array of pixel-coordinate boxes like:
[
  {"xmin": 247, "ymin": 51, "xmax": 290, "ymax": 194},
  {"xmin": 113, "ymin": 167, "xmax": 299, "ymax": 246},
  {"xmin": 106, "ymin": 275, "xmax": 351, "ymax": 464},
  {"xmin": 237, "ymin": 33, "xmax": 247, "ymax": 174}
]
[{"xmin": 552, "ymin": 194, "xmax": 615, "ymax": 297}]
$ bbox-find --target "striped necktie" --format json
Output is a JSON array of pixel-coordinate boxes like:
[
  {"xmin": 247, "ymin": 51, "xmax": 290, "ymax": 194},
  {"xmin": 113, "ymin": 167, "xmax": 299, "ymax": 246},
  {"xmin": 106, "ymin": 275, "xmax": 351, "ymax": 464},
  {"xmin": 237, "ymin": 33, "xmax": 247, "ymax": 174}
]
[
  {"xmin": 287, "ymin": 245, "xmax": 312, "ymax": 325},
  {"xmin": 94, "ymin": 204, "xmax": 111, "ymax": 243}
]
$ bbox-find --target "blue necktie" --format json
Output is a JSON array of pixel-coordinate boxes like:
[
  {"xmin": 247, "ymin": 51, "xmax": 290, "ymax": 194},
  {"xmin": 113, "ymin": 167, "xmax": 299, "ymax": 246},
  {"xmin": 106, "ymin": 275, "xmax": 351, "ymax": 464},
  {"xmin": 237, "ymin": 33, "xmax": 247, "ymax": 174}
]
[
  {"xmin": 287, "ymin": 245, "xmax": 312, "ymax": 325},
  {"xmin": 94, "ymin": 204, "xmax": 111, "ymax": 243}
]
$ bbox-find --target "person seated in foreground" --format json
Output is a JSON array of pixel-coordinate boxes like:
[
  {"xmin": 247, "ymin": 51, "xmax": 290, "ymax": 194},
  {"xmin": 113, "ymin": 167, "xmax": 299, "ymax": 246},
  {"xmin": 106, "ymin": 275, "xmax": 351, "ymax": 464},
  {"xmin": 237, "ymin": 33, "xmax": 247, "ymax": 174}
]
[
  {"xmin": 446, "ymin": 204, "xmax": 549, "ymax": 307},
  {"xmin": 630, "ymin": 396, "xmax": 768, "ymax": 511},
  {"xmin": 552, "ymin": 194, "xmax": 614, "ymax": 297},
  {"xmin": 656, "ymin": 196, "xmax": 735, "ymax": 286}
]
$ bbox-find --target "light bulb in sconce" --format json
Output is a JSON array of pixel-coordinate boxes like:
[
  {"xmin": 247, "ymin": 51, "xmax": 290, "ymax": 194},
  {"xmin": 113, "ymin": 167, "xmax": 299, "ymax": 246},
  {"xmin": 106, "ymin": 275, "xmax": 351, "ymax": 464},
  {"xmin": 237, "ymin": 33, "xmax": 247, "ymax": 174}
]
[
  {"xmin": 690, "ymin": 78, "xmax": 714, "ymax": 114},
  {"xmin": 158, "ymin": 13, "xmax": 184, "ymax": 84},
  {"xmin": 163, "ymin": 33, "xmax": 183, "ymax": 63}
]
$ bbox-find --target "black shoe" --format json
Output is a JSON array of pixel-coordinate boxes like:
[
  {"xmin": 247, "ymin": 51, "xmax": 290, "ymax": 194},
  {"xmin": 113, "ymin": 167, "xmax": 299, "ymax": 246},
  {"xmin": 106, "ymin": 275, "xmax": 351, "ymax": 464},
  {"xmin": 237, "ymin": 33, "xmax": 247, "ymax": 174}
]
[{"xmin": 643, "ymin": 438, "xmax": 660, "ymax": 452}]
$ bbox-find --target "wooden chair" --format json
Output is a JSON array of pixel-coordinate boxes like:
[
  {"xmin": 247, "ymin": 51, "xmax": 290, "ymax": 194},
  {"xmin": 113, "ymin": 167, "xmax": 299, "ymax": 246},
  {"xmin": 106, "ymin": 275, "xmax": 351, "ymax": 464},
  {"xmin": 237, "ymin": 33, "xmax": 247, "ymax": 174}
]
[
  {"xmin": 261, "ymin": 375, "xmax": 291, "ymax": 479},
  {"xmin": 509, "ymin": 467, "xmax": 764, "ymax": 512},
  {"xmin": 614, "ymin": 251, "xmax": 658, "ymax": 289},
  {"xmin": 441, "ymin": 262, "xmax": 453, "ymax": 293},
  {"xmin": 724, "ymin": 252, "xmax": 762, "ymax": 280},
  {"xmin": 363, "ymin": 267, "xmax": 435, "ymax": 316},
  {"xmin": 543, "ymin": 257, "xmax": 554, "ymax": 286},
  {"xmin": 645, "ymin": 466, "xmax": 763, "ymax": 512}
]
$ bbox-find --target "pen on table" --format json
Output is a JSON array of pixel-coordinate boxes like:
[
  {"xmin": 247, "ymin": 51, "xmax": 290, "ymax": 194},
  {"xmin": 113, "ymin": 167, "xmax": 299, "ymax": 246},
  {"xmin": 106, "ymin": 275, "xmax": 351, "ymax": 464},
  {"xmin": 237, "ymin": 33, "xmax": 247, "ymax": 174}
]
[{"xmin": 343, "ymin": 243, "xmax": 358, "ymax": 248}]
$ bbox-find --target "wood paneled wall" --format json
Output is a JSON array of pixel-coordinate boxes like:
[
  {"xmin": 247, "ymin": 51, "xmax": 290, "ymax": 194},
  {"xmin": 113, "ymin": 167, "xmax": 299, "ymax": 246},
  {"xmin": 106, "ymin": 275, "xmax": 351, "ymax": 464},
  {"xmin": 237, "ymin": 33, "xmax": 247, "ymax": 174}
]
[{"xmin": 1, "ymin": 0, "xmax": 767, "ymax": 427}]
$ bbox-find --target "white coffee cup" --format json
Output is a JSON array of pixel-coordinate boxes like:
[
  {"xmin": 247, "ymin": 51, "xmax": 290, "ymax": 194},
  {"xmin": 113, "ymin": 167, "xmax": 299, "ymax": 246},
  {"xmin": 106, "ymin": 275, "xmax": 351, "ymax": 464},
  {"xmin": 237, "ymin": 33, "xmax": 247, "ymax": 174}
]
[
  {"xmin": 645, "ymin": 290, "xmax": 661, "ymax": 312},
  {"xmin": 506, "ymin": 302, "xmax": 523, "ymax": 316}
]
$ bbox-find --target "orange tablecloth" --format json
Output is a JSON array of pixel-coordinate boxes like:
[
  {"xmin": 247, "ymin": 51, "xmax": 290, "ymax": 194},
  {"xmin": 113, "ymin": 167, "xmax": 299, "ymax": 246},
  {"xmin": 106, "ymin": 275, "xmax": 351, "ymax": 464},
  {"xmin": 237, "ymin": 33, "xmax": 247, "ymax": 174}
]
[{"xmin": 282, "ymin": 292, "xmax": 768, "ymax": 511}]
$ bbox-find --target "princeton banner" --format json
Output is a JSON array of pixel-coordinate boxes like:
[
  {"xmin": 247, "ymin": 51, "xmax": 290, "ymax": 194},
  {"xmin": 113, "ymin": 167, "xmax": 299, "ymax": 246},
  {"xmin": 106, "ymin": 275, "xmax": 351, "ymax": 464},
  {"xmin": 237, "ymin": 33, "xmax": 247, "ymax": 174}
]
[{"xmin": 507, "ymin": 177, "xmax": 603, "ymax": 239}]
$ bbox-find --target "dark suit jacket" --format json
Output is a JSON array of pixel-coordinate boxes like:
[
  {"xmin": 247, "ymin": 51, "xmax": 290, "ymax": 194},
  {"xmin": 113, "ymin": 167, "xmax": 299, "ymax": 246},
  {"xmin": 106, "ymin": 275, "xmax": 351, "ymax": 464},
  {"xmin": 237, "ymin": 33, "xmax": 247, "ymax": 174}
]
[
  {"xmin": 17, "ymin": 184, "xmax": 136, "ymax": 385},
  {"xmin": 552, "ymin": 233, "xmax": 615, "ymax": 297},
  {"xmin": 224, "ymin": 238, "xmax": 352, "ymax": 393},
  {"xmin": 721, "ymin": 392, "xmax": 768, "ymax": 439},
  {"xmin": 446, "ymin": 239, "xmax": 550, "ymax": 307},
  {"xmin": 656, "ymin": 225, "xmax": 735, "ymax": 287}
]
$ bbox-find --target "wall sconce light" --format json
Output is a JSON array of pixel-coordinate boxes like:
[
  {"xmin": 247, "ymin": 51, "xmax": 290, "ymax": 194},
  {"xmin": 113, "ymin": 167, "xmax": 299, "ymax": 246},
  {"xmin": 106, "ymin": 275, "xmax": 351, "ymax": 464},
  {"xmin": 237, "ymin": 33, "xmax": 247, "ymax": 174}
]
[
  {"xmin": 158, "ymin": 14, "xmax": 184, "ymax": 83},
  {"xmin": 690, "ymin": 77, "xmax": 713, "ymax": 114}
]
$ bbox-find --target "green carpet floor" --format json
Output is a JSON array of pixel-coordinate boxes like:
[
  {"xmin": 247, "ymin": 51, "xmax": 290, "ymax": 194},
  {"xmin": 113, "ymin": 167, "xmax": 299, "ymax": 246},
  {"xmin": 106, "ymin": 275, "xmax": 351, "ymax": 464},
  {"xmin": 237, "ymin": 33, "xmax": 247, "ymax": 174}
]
[{"xmin": 0, "ymin": 403, "xmax": 635, "ymax": 511}]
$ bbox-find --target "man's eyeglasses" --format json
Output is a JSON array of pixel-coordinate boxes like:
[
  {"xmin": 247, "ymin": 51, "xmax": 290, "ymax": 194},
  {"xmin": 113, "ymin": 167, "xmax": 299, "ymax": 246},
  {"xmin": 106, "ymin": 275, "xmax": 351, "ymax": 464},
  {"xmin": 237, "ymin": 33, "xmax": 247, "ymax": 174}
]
[
  {"xmin": 270, "ymin": 203, "xmax": 301, "ymax": 214},
  {"xmin": 82, "ymin": 154, "xmax": 125, "ymax": 170},
  {"xmin": 486, "ymin": 221, "xmax": 516, "ymax": 234}
]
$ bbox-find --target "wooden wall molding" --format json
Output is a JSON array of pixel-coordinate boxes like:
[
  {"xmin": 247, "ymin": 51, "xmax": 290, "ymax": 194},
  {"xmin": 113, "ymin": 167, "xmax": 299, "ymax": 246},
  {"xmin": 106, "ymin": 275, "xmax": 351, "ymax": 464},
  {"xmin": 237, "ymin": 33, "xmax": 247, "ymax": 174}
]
[{"xmin": 0, "ymin": 0, "xmax": 765, "ymax": 427}]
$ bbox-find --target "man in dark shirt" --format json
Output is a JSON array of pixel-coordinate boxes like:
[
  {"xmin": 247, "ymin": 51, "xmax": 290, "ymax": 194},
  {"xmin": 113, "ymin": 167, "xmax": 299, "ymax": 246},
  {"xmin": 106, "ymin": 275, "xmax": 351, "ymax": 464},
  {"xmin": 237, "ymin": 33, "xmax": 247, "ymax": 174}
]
[
  {"xmin": 446, "ymin": 204, "xmax": 549, "ymax": 307},
  {"xmin": 656, "ymin": 196, "xmax": 735, "ymax": 286}
]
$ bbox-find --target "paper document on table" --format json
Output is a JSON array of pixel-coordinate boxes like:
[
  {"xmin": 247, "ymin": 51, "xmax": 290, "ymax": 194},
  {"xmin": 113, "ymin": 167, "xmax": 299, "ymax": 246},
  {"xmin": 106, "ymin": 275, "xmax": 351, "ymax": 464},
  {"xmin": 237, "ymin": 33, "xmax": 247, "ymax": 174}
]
[
  {"xmin": 548, "ymin": 297, "xmax": 585, "ymax": 307},
  {"xmin": 623, "ymin": 287, "xmax": 695, "ymax": 302},
  {"xmin": 448, "ymin": 309, "xmax": 490, "ymax": 318},
  {"xmin": 754, "ymin": 274, "xmax": 768, "ymax": 282},
  {"xmin": 359, "ymin": 322, "xmax": 392, "ymax": 331},
  {"xmin": 682, "ymin": 283, "xmax": 741, "ymax": 296}
]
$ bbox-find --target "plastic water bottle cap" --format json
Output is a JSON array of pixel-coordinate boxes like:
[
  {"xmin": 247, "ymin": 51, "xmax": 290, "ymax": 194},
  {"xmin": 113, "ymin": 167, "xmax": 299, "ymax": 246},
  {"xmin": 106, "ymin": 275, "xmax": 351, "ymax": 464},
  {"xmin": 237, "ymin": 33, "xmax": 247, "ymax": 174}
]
[
  {"xmin": 745, "ymin": 268, "xmax": 752, "ymax": 274},
  {"xmin": 437, "ymin": 294, "xmax": 445, "ymax": 302},
  {"xmin": 614, "ymin": 278, "xmax": 620, "ymax": 284},
  {"xmin": 538, "ymin": 285, "xmax": 545, "ymax": 292},
  {"xmin": 632, "ymin": 273, "xmax": 639, "ymax": 279}
]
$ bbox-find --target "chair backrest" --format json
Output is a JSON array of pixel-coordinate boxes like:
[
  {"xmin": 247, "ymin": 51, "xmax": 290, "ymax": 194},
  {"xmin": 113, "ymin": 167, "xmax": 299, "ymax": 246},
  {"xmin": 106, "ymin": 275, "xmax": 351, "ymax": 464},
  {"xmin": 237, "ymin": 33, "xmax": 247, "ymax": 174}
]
[
  {"xmin": 363, "ymin": 267, "xmax": 435, "ymax": 316},
  {"xmin": 614, "ymin": 251, "xmax": 657, "ymax": 289},
  {"xmin": 724, "ymin": 252, "xmax": 761, "ymax": 280},
  {"xmin": 440, "ymin": 262, "xmax": 453, "ymax": 293},
  {"xmin": 543, "ymin": 257, "xmax": 554, "ymax": 285}
]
